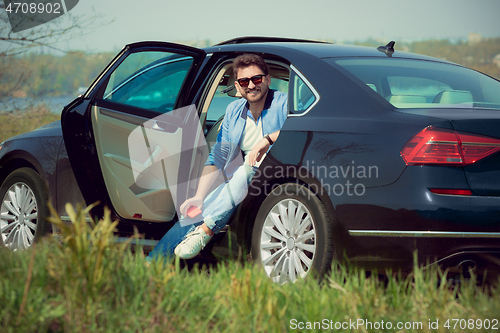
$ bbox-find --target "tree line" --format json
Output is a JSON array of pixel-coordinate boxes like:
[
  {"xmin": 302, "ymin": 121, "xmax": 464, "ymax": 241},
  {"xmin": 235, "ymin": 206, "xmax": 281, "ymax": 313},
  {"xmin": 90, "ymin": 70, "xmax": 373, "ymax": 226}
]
[
  {"xmin": 2, "ymin": 38, "xmax": 500, "ymax": 99},
  {"xmin": 1, "ymin": 51, "xmax": 115, "ymax": 98},
  {"xmin": 354, "ymin": 37, "xmax": 500, "ymax": 79}
]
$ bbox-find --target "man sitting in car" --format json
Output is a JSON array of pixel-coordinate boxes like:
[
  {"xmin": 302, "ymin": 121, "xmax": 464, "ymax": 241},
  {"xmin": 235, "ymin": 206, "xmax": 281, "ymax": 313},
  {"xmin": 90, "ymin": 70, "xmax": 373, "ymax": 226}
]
[{"xmin": 146, "ymin": 53, "xmax": 288, "ymax": 260}]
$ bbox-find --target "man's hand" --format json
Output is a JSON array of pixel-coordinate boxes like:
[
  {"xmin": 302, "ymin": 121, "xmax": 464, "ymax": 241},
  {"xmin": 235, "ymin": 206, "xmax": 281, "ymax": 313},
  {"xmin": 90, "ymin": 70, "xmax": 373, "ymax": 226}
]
[
  {"xmin": 180, "ymin": 196, "xmax": 204, "ymax": 217},
  {"xmin": 248, "ymin": 138, "xmax": 270, "ymax": 166}
]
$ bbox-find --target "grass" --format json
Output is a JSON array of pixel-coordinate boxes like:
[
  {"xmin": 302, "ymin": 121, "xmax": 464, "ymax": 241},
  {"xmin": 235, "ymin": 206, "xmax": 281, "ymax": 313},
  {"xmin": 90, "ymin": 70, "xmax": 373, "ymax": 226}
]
[
  {"xmin": 0, "ymin": 107, "xmax": 60, "ymax": 143},
  {"xmin": 0, "ymin": 204, "xmax": 499, "ymax": 332}
]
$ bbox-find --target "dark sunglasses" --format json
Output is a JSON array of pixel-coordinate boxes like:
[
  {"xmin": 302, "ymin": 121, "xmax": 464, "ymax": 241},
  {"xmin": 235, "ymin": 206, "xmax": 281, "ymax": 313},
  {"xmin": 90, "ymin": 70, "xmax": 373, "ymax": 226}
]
[{"xmin": 236, "ymin": 74, "xmax": 266, "ymax": 87}]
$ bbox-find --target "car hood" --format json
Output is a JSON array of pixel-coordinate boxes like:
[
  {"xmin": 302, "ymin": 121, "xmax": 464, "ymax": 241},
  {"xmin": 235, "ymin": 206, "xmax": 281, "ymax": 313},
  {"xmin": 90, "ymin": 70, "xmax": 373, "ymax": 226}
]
[
  {"xmin": 33, "ymin": 120, "xmax": 62, "ymax": 131},
  {"xmin": 3, "ymin": 120, "xmax": 62, "ymax": 143}
]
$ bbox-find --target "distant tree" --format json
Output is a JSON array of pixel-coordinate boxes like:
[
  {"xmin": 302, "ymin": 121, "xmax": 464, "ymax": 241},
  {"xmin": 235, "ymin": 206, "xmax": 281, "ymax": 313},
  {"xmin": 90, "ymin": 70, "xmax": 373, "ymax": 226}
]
[
  {"xmin": 0, "ymin": 5, "xmax": 106, "ymax": 56},
  {"xmin": 0, "ymin": 7, "xmax": 109, "ymax": 113},
  {"xmin": 406, "ymin": 38, "xmax": 500, "ymax": 79}
]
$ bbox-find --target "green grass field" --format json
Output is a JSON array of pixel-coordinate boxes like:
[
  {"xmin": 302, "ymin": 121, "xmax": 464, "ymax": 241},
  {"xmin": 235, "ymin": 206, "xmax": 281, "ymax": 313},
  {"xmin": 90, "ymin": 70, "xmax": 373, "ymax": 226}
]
[
  {"xmin": 0, "ymin": 106, "xmax": 499, "ymax": 332},
  {"xmin": 0, "ymin": 204, "xmax": 499, "ymax": 333}
]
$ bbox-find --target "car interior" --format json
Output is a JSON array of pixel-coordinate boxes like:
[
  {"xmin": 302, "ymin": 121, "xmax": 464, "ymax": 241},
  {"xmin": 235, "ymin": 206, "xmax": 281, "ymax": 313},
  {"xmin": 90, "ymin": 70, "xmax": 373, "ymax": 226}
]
[
  {"xmin": 90, "ymin": 56, "xmax": 291, "ymax": 225},
  {"xmin": 200, "ymin": 60, "xmax": 290, "ymax": 152}
]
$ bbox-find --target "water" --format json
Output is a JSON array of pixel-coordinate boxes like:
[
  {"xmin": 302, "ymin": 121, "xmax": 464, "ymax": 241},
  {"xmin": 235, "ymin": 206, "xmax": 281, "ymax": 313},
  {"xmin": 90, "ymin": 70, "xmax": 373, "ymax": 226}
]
[{"xmin": 0, "ymin": 95, "xmax": 78, "ymax": 114}]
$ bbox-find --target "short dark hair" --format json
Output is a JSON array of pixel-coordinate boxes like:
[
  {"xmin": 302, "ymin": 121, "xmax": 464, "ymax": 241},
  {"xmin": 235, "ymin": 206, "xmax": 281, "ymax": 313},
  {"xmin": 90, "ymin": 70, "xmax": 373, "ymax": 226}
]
[{"xmin": 233, "ymin": 53, "xmax": 268, "ymax": 78}]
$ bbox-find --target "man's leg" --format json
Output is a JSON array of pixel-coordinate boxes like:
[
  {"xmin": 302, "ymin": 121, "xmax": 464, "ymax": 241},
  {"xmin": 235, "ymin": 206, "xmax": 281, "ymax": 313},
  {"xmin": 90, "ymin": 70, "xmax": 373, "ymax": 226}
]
[
  {"xmin": 174, "ymin": 164, "xmax": 257, "ymax": 258},
  {"xmin": 146, "ymin": 220, "xmax": 202, "ymax": 262},
  {"xmin": 202, "ymin": 163, "xmax": 257, "ymax": 232}
]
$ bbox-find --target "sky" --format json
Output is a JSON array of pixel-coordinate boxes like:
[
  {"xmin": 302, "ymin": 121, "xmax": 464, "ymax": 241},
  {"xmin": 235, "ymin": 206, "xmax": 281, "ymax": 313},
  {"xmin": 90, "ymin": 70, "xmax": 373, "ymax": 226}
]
[{"xmin": 2, "ymin": 0, "xmax": 500, "ymax": 53}]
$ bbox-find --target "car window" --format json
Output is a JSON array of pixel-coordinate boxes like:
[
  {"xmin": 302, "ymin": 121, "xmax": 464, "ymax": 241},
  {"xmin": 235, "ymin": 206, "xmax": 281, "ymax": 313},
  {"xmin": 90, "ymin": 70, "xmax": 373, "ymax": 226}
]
[
  {"xmin": 330, "ymin": 58, "xmax": 500, "ymax": 110},
  {"xmin": 270, "ymin": 76, "xmax": 288, "ymax": 94},
  {"xmin": 387, "ymin": 76, "xmax": 452, "ymax": 102},
  {"xmin": 290, "ymin": 68, "xmax": 318, "ymax": 114},
  {"xmin": 205, "ymin": 64, "xmax": 290, "ymax": 122},
  {"xmin": 103, "ymin": 52, "xmax": 194, "ymax": 113},
  {"xmin": 206, "ymin": 88, "xmax": 235, "ymax": 122}
]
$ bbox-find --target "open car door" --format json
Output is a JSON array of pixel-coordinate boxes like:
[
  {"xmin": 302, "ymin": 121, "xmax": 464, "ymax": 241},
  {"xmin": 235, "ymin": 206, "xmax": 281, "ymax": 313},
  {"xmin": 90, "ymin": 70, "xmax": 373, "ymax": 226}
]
[{"xmin": 62, "ymin": 42, "xmax": 206, "ymax": 223}]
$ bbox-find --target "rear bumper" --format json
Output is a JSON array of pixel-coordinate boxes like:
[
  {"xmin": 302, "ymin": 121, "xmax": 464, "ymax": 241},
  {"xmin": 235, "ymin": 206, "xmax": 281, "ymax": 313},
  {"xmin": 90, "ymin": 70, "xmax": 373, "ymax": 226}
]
[{"xmin": 330, "ymin": 165, "xmax": 500, "ymax": 268}]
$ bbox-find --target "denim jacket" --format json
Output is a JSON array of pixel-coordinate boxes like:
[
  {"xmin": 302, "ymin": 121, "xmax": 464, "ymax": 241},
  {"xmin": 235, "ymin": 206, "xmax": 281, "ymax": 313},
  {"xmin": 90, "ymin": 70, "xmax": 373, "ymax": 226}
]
[{"xmin": 205, "ymin": 89, "xmax": 288, "ymax": 176}]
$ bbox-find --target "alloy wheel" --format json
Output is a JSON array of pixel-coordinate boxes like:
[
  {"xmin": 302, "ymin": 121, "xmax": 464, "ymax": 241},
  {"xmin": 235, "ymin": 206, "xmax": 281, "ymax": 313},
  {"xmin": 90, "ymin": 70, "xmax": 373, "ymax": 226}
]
[
  {"xmin": 1, "ymin": 182, "xmax": 39, "ymax": 250},
  {"xmin": 259, "ymin": 198, "xmax": 316, "ymax": 284}
]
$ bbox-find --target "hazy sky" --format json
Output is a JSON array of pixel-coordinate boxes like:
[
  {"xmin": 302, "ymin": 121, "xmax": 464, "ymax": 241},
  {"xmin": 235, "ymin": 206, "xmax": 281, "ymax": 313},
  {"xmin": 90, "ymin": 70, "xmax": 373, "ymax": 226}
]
[{"xmin": 3, "ymin": 0, "xmax": 500, "ymax": 53}]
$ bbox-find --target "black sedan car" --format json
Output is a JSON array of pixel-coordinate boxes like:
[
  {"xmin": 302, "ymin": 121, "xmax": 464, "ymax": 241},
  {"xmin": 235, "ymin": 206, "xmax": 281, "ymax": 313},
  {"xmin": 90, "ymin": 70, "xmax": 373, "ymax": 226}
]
[{"xmin": 1, "ymin": 37, "xmax": 500, "ymax": 283}]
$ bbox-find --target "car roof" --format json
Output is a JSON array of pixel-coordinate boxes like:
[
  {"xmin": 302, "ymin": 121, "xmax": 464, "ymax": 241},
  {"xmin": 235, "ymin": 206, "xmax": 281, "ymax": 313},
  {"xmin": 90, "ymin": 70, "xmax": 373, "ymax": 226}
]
[
  {"xmin": 213, "ymin": 36, "xmax": 330, "ymax": 46},
  {"xmin": 204, "ymin": 37, "xmax": 452, "ymax": 64}
]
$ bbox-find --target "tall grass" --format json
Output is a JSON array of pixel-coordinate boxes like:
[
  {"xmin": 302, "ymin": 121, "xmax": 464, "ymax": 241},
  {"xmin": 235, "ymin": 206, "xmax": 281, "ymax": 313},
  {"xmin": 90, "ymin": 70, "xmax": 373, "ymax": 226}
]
[
  {"xmin": 0, "ymin": 204, "xmax": 499, "ymax": 332},
  {"xmin": 0, "ymin": 106, "xmax": 60, "ymax": 143}
]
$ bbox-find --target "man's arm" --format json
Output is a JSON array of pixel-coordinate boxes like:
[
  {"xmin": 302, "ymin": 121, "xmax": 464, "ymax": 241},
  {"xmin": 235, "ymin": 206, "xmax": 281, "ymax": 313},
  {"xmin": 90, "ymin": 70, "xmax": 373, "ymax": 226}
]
[
  {"xmin": 247, "ymin": 130, "xmax": 281, "ymax": 167},
  {"xmin": 179, "ymin": 165, "xmax": 220, "ymax": 216},
  {"xmin": 267, "ymin": 130, "xmax": 280, "ymax": 144}
]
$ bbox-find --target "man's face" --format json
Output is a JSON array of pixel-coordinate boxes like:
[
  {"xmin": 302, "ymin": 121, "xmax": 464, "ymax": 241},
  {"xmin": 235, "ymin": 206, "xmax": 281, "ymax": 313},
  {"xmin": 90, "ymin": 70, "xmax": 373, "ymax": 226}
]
[{"xmin": 235, "ymin": 65, "xmax": 271, "ymax": 104}]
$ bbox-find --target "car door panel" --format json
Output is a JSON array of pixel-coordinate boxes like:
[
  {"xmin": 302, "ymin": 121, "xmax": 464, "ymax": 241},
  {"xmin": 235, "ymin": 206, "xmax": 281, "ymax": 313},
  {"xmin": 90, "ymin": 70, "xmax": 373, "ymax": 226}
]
[
  {"xmin": 91, "ymin": 105, "xmax": 181, "ymax": 221},
  {"xmin": 62, "ymin": 42, "xmax": 206, "ymax": 222}
]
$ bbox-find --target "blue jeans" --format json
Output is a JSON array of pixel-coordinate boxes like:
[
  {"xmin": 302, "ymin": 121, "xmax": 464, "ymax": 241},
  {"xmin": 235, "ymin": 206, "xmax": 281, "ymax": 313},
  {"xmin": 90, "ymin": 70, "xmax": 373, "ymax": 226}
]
[{"xmin": 147, "ymin": 164, "xmax": 256, "ymax": 261}]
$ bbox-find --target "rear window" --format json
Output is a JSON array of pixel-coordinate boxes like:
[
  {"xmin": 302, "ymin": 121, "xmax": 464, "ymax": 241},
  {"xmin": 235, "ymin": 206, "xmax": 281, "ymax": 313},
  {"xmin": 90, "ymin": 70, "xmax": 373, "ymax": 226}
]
[{"xmin": 328, "ymin": 58, "xmax": 500, "ymax": 110}]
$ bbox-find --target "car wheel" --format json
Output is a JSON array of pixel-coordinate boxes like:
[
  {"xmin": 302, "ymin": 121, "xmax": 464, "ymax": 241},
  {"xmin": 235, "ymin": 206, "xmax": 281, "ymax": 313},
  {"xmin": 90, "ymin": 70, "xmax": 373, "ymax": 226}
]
[
  {"xmin": 251, "ymin": 183, "xmax": 334, "ymax": 283},
  {"xmin": 0, "ymin": 168, "xmax": 50, "ymax": 250}
]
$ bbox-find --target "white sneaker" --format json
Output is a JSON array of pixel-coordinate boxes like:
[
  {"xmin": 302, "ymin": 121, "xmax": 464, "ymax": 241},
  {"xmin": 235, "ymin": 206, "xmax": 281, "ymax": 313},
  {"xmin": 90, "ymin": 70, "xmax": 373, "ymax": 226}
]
[{"xmin": 174, "ymin": 226, "xmax": 213, "ymax": 259}]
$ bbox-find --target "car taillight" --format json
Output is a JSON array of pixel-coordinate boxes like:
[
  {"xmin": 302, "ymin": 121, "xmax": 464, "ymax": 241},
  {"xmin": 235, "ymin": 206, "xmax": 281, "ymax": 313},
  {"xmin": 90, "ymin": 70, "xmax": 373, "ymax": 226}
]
[
  {"xmin": 429, "ymin": 188, "xmax": 472, "ymax": 196},
  {"xmin": 401, "ymin": 127, "xmax": 500, "ymax": 166}
]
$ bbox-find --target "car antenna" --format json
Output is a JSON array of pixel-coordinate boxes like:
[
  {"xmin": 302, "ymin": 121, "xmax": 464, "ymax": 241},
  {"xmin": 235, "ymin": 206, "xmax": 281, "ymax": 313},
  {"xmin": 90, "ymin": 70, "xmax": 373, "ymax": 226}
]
[{"xmin": 377, "ymin": 41, "xmax": 395, "ymax": 57}]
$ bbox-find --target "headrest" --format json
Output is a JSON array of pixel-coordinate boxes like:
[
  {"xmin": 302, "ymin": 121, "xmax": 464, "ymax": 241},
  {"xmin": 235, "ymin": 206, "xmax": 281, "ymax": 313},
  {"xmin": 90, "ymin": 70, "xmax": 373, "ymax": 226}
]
[
  {"xmin": 388, "ymin": 94, "xmax": 426, "ymax": 104},
  {"xmin": 433, "ymin": 90, "xmax": 473, "ymax": 104},
  {"xmin": 366, "ymin": 83, "xmax": 377, "ymax": 92}
]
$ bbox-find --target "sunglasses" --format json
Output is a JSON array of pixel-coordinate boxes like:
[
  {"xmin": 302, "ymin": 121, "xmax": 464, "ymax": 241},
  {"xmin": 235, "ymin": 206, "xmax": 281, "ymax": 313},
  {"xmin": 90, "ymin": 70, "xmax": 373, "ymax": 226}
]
[{"xmin": 236, "ymin": 74, "xmax": 266, "ymax": 87}]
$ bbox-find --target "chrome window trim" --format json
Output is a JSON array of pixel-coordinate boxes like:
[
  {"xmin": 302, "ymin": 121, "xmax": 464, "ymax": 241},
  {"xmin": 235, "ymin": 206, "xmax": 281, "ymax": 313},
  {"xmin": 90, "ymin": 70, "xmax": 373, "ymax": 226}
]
[
  {"xmin": 288, "ymin": 64, "xmax": 320, "ymax": 117},
  {"xmin": 349, "ymin": 230, "xmax": 500, "ymax": 238}
]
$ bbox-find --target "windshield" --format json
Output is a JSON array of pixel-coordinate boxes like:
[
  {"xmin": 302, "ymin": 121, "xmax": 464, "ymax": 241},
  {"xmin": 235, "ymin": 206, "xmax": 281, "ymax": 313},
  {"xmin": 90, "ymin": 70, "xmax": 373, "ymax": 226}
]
[{"xmin": 328, "ymin": 58, "xmax": 500, "ymax": 110}]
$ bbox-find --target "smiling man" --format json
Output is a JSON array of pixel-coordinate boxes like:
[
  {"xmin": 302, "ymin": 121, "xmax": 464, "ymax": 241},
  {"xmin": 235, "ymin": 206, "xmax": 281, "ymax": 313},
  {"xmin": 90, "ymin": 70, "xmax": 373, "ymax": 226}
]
[{"xmin": 146, "ymin": 53, "xmax": 288, "ymax": 261}]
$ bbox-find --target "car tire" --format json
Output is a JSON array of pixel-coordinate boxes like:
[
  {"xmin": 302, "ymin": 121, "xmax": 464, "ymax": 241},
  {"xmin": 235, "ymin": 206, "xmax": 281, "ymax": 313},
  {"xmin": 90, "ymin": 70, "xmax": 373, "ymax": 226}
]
[
  {"xmin": 251, "ymin": 183, "xmax": 334, "ymax": 283},
  {"xmin": 0, "ymin": 168, "xmax": 50, "ymax": 250}
]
